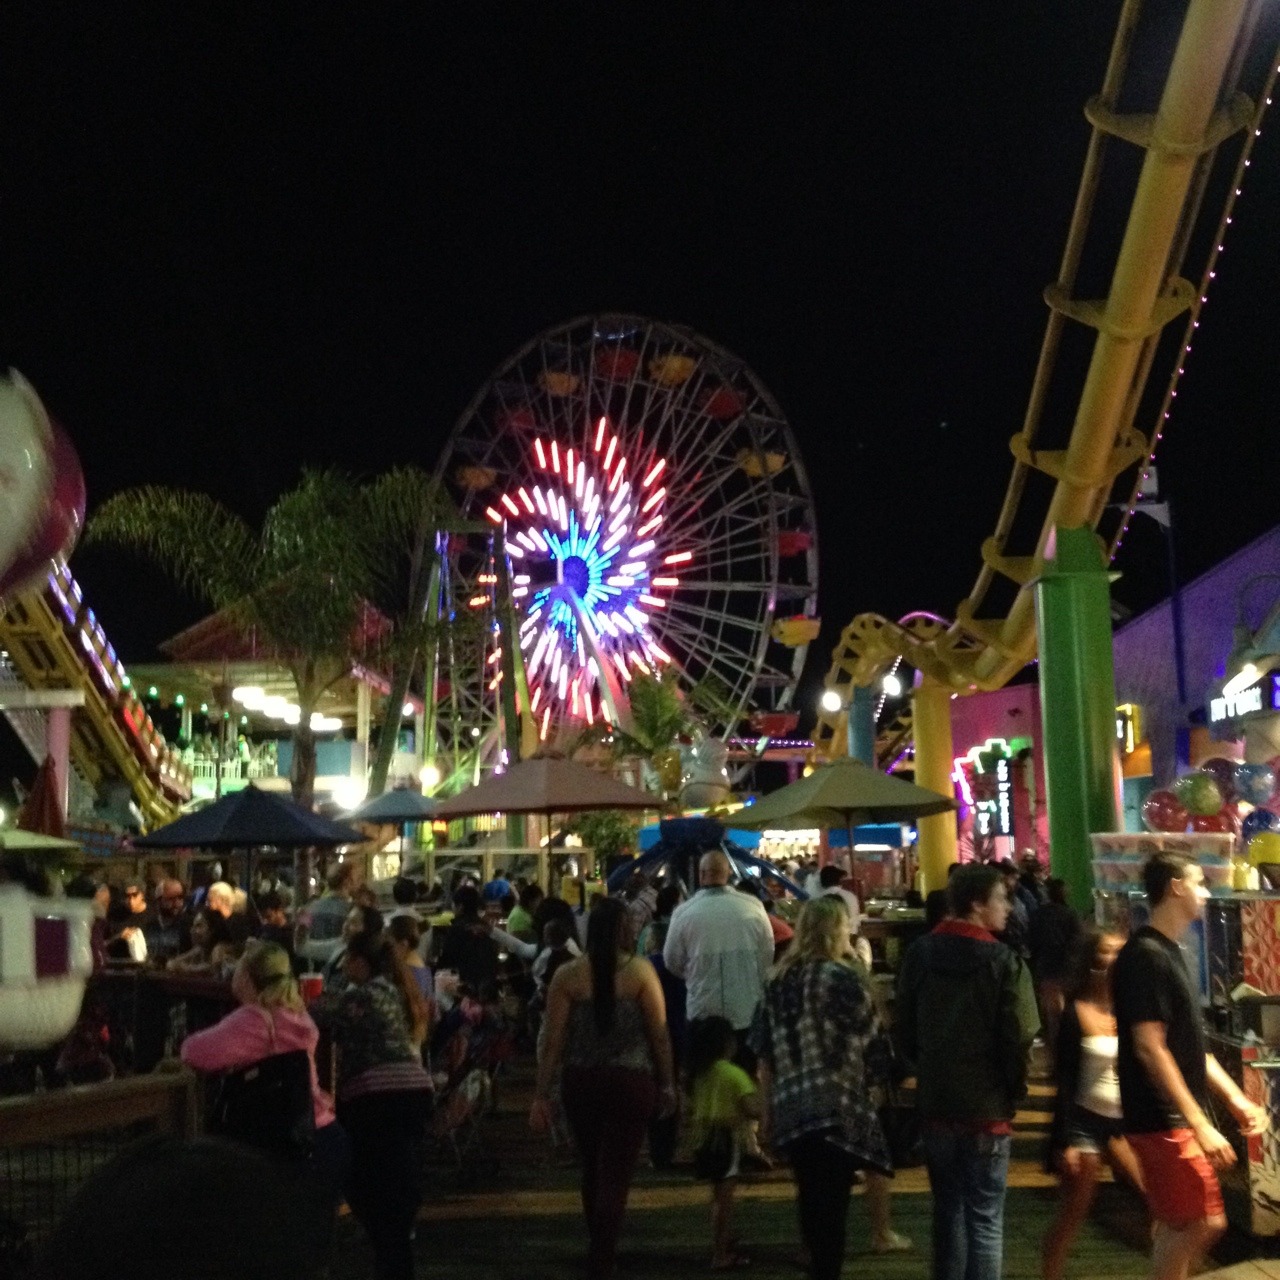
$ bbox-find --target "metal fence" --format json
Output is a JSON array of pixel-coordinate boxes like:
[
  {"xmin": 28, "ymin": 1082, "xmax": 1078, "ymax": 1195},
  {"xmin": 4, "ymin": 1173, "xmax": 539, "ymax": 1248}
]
[{"xmin": 0, "ymin": 1071, "xmax": 199, "ymax": 1274}]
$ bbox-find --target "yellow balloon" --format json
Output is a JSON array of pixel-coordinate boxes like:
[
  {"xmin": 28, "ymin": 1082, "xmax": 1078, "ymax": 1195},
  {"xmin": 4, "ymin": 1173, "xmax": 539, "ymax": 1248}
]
[{"xmin": 1247, "ymin": 831, "xmax": 1280, "ymax": 865}]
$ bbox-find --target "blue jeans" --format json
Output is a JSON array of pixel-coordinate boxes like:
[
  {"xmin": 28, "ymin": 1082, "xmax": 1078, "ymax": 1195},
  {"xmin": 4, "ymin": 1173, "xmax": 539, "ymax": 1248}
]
[{"xmin": 921, "ymin": 1129, "xmax": 1011, "ymax": 1280}]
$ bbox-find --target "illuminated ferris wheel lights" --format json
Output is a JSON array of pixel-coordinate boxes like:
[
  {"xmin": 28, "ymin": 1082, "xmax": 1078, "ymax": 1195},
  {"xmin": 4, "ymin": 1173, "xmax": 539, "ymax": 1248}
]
[
  {"xmin": 664, "ymin": 551, "xmax": 693, "ymax": 565},
  {"xmin": 468, "ymin": 594, "xmax": 488, "ymax": 608},
  {"xmin": 487, "ymin": 649, "xmax": 503, "ymax": 665},
  {"xmin": 624, "ymin": 605, "xmax": 648, "ymax": 628},
  {"xmin": 639, "ymin": 594, "xmax": 666, "ymax": 609},
  {"xmin": 603, "ymin": 436, "xmax": 618, "ymax": 470},
  {"xmin": 550, "ymin": 440, "xmax": 560, "ymax": 472},
  {"xmin": 565, "ymin": 447, "xmax": 575, "ymax": 477},
  {"xmin": 641, "ymin": 487, "xmax": 665, "ymax": 514},
  {"xmin": 595, "ymin": 417, "xmax": 608, "ymax": 450},
  {"xmin": 517, "ymin": 487, "xmax": 535, "ymax": 514},
  {"xmin": 532, "ymin": 486, "xmax": 549, "ymax": 516},
  {"xmin": 485, "ymin": 506, "xmax": 502, "ymax": 524},
  {"xmin": 627, "ymin": 541, "xmax": 656, "ymax": 558},
  {"xmin": 506, "ymin": 542, "xmax": 526, "ymax": 558},
  {"xmin": 534, "ymin": 439, "xmax": 547, "ymax": 469},
  {"xmin": 636, "ymin": 516, "xmax": 662, "ymax": 539},
  {"xmin": 642, "ymin": 458, "xmax": 666, "ymax": 488},
  {"xmin": 500, "ymin": 493, "xmax": 520, "ymax": 517},
  {"xmin": 540, "ymin": 707, "xmax": 551, "ymax": 741},
  {"xmin": 514, "ymin": 574, "xmax": 531, "ymax": 585},
  {"xmin": 530, "ymin": 685, "xmax": 542, "ymax": 712},
  {"xmin": 608, "ymin": 576, "xmax": 635, "ymax": 588},
  {"xmin": 651, "ymin": 576, "xmax": 679, "ymax": 589},
  {"xmin": 612, "ymin": 653, "xmax": 631, "ymax": 681},
  {"xmin": 512, "ymin": 587, "xmax": 528, "ymax": 599}
]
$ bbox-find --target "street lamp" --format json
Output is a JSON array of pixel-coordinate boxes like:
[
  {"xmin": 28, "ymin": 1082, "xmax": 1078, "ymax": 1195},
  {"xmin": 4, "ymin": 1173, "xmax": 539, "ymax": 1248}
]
[
  {"xmin": 819, "ymin": 689, "xmax": 843, "ymax": 714},
  {"xmin": 882, "ymin": 672, "xmax": 903, "ymax": 697}
]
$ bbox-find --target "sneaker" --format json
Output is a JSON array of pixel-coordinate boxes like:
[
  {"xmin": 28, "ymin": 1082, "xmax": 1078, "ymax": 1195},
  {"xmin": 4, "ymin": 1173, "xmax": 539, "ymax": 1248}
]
[{"xmin": 871, "ymin": 1231, "xmax": 913, "ymax": 1254}]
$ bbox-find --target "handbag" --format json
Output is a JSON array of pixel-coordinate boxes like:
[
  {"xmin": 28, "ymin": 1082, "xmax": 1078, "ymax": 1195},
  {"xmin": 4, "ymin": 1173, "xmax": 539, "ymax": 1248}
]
[
  {"xmin": 693, "ymin": 1125, "xmax": 735, "ymax": 1181},
  {"xmin": 878, "ymin": 1084, "xmax": 923, "ymax": 1170}
]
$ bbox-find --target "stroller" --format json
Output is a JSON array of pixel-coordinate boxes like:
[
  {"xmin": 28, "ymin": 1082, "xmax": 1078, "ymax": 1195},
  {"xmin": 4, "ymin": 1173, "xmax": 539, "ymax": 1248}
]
[{"xmin": 428, "ymin": 994, "xmax": 515, "ymax": 1182}]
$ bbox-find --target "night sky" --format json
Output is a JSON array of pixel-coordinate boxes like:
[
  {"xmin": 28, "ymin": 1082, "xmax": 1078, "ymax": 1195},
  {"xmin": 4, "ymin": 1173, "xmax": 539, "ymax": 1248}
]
[{"xmin": 3, "ymin": 2, "xmax": 1279, "ymax": 796}]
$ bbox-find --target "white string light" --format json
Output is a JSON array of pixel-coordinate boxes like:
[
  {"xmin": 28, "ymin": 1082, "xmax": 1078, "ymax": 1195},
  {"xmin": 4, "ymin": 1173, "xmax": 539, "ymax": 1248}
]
[{"xmin": 1110, "ymin": 50, "xmax": 1280, "ymax": 561}]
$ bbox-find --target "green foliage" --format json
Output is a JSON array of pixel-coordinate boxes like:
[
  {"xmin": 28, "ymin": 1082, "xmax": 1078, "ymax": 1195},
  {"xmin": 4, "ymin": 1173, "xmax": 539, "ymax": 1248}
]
[
  {"xmin": 571, "ymin": 808, "xmax": 638, "ymax": 862},
  {"xmin": 613, "ymin": 670, "xmax": 690, "ymax": 756},
  {"xmin": 87, "ymin": 471, "xmax": 371, "ymax": 671}
]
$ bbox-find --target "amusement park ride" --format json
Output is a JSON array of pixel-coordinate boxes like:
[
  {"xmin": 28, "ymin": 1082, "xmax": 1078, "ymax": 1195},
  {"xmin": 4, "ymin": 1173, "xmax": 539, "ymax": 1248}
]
[{"xmin": 0, "ymin": 3, "xmax": 1276, "ymax": 868}]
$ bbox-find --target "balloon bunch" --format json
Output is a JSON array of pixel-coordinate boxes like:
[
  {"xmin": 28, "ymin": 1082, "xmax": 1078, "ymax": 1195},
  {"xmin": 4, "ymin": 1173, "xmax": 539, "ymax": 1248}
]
[{"xmin": 1142, "ymin": 758, "xmax": 1280, "ymax": 862}]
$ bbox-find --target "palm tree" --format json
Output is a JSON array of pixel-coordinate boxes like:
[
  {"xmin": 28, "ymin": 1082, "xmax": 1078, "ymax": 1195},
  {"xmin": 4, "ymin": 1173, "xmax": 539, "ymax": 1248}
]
[{"xmin": 87, "ymin": 471, "xmax": 372, "ymax": 808}]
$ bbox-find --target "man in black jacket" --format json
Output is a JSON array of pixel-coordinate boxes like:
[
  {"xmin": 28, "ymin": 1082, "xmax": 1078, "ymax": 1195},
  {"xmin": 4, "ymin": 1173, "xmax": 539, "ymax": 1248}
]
[{"xmin": 896, "ymin": 863, "xmax": 1039, "ymax": 1280}]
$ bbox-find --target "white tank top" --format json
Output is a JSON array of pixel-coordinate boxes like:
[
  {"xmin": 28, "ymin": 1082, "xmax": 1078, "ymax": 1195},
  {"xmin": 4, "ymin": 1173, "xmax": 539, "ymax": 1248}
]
[{"xmin": 1075, "ymin": 1034, "xmax": 1122, "ymax": 1119}]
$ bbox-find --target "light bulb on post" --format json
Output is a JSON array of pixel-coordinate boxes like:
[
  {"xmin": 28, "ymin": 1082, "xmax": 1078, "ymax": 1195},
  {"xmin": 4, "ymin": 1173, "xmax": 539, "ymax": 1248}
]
[
  {"xmin": 882, "ymin": 672, "xmax": 903, "ymax": 697},
  {"xmin": 419, "ymin": 763, "xmax": 441, "ymax": 791},
  {"xmin": 819, "ymin": 689, "xmax": 843, "ymax": 714},
  {"xmin": 333, "ymin": 778, "xmax": 368, "ymax": 812}
]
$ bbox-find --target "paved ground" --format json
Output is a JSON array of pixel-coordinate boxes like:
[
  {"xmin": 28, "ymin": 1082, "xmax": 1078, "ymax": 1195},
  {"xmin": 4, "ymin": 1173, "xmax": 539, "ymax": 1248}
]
[{"xmin": 327, "ymin": 1062, "xmax": 1176, "ymax": 1280}]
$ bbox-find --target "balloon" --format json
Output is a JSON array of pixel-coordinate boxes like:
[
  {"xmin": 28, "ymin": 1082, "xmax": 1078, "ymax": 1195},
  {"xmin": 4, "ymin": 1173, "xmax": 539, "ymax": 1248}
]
[
  {"xmin": 0, "ymin": 374, "xmax": 85, "ymax": 603},
  {"xmin": 1200, "ymin": 757, "xmax": 1238, "ymax": 802},
  {"xmin": 1190, "ymin": 811, "xmax": 1237, "ymax": 835},
  {"xmin": 0, "ymin": 374, "xmax": 51, "ymax": 581},
  {"xmin": 1235, "ymin": 762, "xmax": 1277, "ymax": 808},
  {"xmin": 1174, "ymin": 770, "xmax": 1224, "ymax": 818},
  {"xmin": 1243, "ymin": 808, "xmax": 1280, "ymax": 842},
  {"xmin": 1248, "ymin": 831, "xmax": 1280, "ymax": 866},
  {"xmin": 1142, "ymin": 789, "xmax": 1189, "ymax": 834}
]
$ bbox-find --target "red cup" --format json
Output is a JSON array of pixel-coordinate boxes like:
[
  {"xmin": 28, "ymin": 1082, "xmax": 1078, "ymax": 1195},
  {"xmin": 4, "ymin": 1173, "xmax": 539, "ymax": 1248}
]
[{"xmin": 299, "ymin": 975, "xmax": 323, "ymax": 1003}]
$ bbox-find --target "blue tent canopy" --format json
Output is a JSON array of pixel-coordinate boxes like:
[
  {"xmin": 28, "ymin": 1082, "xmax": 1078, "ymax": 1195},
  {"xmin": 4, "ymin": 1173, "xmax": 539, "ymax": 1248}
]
[{"xmin": 607, "ymin": 817, "xmax": 806, "ymax": 899}]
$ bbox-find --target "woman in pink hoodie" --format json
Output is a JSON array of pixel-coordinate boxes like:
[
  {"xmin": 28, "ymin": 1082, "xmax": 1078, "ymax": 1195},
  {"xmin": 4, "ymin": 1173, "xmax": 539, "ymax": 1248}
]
[{"xmin": 181, "ymin": 942, "xmax": 348, "ymax": 1188}]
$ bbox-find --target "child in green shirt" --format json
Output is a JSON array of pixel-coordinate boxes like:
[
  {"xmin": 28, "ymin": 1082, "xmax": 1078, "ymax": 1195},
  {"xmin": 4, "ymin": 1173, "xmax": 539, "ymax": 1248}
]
[{"xmin": 688, "ymin": 1016, "xmax": 761, "ymax": 1271}]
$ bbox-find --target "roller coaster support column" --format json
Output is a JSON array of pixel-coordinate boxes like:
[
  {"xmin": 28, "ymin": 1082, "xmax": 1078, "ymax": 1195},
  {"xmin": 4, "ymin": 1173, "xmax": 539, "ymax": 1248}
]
[
  {"xmin": 913, "ymin": 677, "xmax": 957, "ymax": 896},
  {"xmin": 846, "ymin": 685, "xmax": 876, "ymax": 766},
  {"xmin": 1034, "ymin": 526, "xmax": 1120, "ymax": 913}
]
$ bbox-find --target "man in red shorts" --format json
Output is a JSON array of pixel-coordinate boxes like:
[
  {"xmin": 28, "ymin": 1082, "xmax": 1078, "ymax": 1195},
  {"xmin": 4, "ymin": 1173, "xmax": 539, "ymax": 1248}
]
[{"xmin": 1114, "ymin": 851, "xmax": 1268, "ymax": 1280}]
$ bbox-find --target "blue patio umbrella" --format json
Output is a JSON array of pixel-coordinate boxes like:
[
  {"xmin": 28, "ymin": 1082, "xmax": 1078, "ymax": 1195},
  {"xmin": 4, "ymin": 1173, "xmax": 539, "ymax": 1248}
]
[
  {"xmin": 133, "ymin": 784, "xmax": 363, "ymax": 849},
  {"xmin": 345, "ymin": 788, "xmax": 438, "ymax": 825}
]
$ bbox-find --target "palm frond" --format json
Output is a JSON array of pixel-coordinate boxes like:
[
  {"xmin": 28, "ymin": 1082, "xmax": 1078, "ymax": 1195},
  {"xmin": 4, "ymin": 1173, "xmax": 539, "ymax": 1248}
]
[{"xmin": 85, "ymin": 487, "xmax": 258, "ymax": 608}]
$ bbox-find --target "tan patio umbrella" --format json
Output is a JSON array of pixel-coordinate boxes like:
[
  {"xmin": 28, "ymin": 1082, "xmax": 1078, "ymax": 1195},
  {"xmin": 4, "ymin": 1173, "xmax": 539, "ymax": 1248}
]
[
  {"xmin": 734, "ymin": 756, "xmax": 954, "ymax": 834},
  {"xmin": 434, "ymin": 757, "xmax": 657, "ymax": 820}
]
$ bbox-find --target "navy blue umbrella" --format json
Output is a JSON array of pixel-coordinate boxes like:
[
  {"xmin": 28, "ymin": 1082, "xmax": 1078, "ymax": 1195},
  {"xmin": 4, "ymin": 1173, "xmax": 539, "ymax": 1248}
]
[
  {"xmin": 133, "ymin": 785, "xmax": 363, "ymax": 849},
  {"xmin": 345, "ymin": 789, "xmax": 437, "ymax": 825}
]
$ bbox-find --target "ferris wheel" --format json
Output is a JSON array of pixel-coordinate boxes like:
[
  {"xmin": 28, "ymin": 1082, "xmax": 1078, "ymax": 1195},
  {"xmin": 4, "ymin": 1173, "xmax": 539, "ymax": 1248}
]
[{"xmin": 430, "ymin": 315, "xmax": 818, "ymax": 780}]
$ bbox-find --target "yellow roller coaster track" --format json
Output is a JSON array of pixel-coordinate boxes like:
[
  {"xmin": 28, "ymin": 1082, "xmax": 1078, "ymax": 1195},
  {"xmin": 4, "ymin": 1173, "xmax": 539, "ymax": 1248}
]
[
  {"xmin": 0, "ymin": 564, "xmax": 189, "ymax": 830},
  {"xmin": 813, "ymin": 0, "xmax": 1280, "ymax": 764}
]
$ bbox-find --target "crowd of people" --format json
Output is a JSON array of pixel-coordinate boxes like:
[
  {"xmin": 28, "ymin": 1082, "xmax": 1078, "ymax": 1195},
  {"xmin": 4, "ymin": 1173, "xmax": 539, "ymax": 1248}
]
[{"xmin": 18, "ymin": 846, "xmax": 1266, "ymax": 1280}]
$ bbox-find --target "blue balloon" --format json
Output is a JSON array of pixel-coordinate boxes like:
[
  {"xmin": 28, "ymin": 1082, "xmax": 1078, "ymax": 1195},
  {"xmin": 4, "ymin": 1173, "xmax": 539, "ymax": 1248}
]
[
  {"xmin": 1236, "ymin": 763, "xmax": 1277, "ymax": 807},
  {"xmin": 1242, "ymin": 807, "xmax": 1280, "ymax": 842}
]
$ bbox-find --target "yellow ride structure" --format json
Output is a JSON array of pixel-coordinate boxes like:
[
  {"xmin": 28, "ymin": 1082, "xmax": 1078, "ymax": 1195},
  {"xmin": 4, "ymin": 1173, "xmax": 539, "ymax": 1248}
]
[{"xmin": 810, "ymin": 0, "xmax": 1280, "ymax": 889}]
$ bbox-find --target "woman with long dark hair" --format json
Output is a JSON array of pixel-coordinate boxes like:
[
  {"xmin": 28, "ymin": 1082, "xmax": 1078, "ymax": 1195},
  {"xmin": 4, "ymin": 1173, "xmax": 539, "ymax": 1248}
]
[
  {"xmin": 530, "ymin": 896, "xmax": 676, "ymax": 1280},
  {"xmin": 1042, "ymin": 925, "xmax": 1143, "ymax": 1280},
  {"xmin": 310, "ymin": 930, "xmax": 431, "ymax": 1280}
]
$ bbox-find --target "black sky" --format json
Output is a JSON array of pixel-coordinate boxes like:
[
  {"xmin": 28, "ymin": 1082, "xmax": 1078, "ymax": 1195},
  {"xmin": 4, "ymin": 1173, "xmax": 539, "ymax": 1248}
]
[{"xmin": 2, "ymin": 2, "xmax": 1278, "ymax": 794}]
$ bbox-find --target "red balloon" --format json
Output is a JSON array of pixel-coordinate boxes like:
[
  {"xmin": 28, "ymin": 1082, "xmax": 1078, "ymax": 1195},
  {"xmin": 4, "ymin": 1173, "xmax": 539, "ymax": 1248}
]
[
  {"xmin": 1190, "ymin": 811, "xmax": 1237, "ymax": 835},
  {"xmin": 0, "ymin": 417, "xmax": 85, "ymax": 602},
  {"xmin": 1142, "ymin": 788, "xmax": 1189, "ymax": 834},
  {"xmin": 1199, "ymin": 757, "xmax": 1238, "ymax": 802}
]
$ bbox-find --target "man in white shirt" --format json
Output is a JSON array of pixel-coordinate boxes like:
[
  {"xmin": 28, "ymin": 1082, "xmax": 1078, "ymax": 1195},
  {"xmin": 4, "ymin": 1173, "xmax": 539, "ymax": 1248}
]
[{"xmin": 663, "ymin": 849, "xmax": 774, "ymax": 1063}]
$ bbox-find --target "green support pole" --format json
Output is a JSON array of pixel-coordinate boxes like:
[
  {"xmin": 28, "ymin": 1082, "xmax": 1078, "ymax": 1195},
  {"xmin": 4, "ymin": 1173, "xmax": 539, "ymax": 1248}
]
[
  {"xmin": 846, "ymin": 684, "xmax": 876, "ymax": 766},
  {"xmin": 1033, "ymin": 526, "xmax": 1120, "ymax": 913}
]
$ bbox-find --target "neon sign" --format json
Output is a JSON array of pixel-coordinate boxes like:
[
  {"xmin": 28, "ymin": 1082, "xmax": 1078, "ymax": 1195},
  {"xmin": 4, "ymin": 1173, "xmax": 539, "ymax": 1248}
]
[
  {"xmin": 1208, "ymin": 675, "xmax": 1280, "ymax": 726},
  {"xmin": 954, "ymin": 737, "xmax": 1016, "ymax": 839}
]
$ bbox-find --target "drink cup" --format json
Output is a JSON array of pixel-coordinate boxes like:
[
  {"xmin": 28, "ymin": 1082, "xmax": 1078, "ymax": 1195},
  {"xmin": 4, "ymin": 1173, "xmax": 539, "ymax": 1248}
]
[{"xmin": 299, "ymin": 975, "xmax": 324, "ymax": 1003}]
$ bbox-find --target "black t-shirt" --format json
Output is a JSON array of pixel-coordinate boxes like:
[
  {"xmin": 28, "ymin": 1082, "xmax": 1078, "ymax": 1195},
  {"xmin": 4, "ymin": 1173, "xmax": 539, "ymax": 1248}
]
[{"xmin": 1113, "ymin": 926, "xmax": 1206, "ymax": 1133}]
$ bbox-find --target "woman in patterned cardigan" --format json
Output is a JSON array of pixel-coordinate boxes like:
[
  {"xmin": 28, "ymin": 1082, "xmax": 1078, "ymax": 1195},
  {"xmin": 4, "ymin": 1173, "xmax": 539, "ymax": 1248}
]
[{"xmin": 751, "ymin": 895, "xmax": 909, "ymax": 1280}]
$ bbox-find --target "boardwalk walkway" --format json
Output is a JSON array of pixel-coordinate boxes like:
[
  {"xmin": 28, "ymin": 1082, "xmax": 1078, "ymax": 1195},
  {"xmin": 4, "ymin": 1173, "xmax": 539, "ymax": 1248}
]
[{"xmin": 329, "ymin": 1065, "xmax": 1185, "ymax": 1280}]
